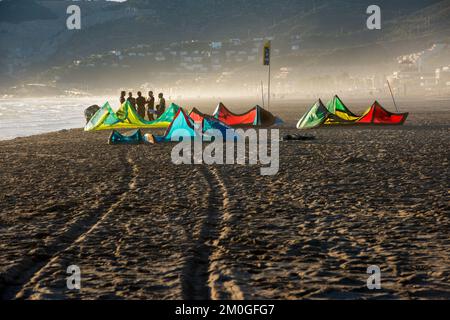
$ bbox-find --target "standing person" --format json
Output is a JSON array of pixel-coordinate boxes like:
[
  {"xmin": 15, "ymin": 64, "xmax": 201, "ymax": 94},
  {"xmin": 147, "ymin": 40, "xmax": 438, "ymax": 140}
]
[
  {"xmin": 127, "ymin": 92, "xmax": 136, "ymax": 110},
  {"xmin": 156, "ymin": 92, "xmax": 166, "ymax": 118},
  {"xmin": 120, "ymin": 91, "xmax": 126, "ymax": 105},
  {"xmin": 136, "ymin": 91, "xmax": 146, "ymax": 119},
  {"xmin": 147, "ymin": 91, "xmax": 155, "ymax": 120}
]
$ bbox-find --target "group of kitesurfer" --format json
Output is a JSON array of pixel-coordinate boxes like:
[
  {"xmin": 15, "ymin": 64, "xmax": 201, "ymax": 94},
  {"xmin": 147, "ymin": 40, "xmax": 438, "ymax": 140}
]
[{"xmin": 120, "ymin": 91, "xmax": 166, "ymax": 121}]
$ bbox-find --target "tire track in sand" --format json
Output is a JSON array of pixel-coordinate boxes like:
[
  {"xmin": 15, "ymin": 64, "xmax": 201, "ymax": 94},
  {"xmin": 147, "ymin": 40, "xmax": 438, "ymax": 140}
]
[
  {"xmin": 181, "ymin": 166, "xmax": 244, "ymax": 300},
  {"xmin": 7, "ymin": 151, "xmax": 138, "ymax": 300}
]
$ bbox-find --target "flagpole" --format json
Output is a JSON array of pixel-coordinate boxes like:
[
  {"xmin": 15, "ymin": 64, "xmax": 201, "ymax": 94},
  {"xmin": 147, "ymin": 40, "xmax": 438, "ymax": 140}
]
[
  {"xmin": 268, "ymin": 61, "xmax": 271, "ymax": 111},
  {"xmin": 261, "ymin": 80, "xmax": 265, "ymax": 108}
]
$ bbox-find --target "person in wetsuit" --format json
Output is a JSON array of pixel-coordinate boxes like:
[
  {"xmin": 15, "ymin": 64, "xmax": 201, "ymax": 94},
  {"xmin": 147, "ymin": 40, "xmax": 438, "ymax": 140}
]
[
  {"xmin": 127, "ymin": 92, "xmax": 136, "ymax": 110},
  {"xmin": 120, "ymin": 91, "xmax": 126, "ymax": 105},
  {"xmin": 147, "ymin": 91, "xmax": 155, "ymax": 120},
  {"xmin": 136, "ymin": 91, "xmax": 146, "ymax": 119},
  {"xmin": 156, "ymin": 92, "xmax": 166, "ymax": 118}
]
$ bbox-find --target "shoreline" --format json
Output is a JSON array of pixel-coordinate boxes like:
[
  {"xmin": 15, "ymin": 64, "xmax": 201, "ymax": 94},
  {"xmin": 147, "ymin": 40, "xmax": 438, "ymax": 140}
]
[
  {"xmin": 0, "ymin": 127, "xmax": 83, "ymax": 142},
  {"xmin": 2, "ymin": 96, "xmax": 450, "ymax": 142}
]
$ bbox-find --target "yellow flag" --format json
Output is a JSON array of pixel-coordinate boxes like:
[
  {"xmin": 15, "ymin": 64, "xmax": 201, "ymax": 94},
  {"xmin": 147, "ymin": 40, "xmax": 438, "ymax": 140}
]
[{"xmin": 263, "ymin": 41, "xmax": 271, "ymax": 66}]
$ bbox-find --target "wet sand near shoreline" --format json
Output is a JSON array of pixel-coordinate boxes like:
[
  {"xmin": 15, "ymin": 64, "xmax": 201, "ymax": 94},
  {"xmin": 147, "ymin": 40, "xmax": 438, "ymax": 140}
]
[{"xmin": 0, "ymin": 100, "xmax": 449, "ymax": 299}]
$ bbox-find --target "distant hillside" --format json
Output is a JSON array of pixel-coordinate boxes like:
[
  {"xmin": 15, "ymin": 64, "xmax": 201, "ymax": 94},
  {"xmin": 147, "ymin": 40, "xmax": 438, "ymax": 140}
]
[
  {"xmin": 382, "ymin": 0, "xmax": 450, "ymax": 43},
  {"xmin": 0, "ymin": 0, "xmax": 449, "ymax": 90},
  {"xmin": 0, "ymin": 0, "xmax": 57, "ymax": 23},
  {"xmin": 46, "ymin": 0, "xmax": 449, "ymax": 64}
]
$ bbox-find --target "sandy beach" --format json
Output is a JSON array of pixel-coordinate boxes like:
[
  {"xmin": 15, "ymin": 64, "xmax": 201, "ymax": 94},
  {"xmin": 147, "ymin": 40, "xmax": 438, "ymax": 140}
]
[{"xmin": 0, "ymin": 99, "xmax": 449, "ymax": 300}]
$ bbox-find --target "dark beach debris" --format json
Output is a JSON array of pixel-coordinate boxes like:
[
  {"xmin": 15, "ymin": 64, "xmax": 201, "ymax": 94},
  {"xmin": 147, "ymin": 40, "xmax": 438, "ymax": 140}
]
[
  {"xmin": 282, "ymin": 134, "xmax": 316, "ymax": 141},
  {"xmin": 342, "ymin": 156, "xmax": 366, "ymax": 164},
  {"xmin": 84, "ymin": 105, "xmax": 100, "ymax": 124}
]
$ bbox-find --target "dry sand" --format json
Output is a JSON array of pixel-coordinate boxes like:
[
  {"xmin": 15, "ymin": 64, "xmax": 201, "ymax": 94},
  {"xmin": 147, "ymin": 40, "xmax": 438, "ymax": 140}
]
[{"xmin": 0, "ymin": 99, "xmax": 449, "ymax": 300}]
